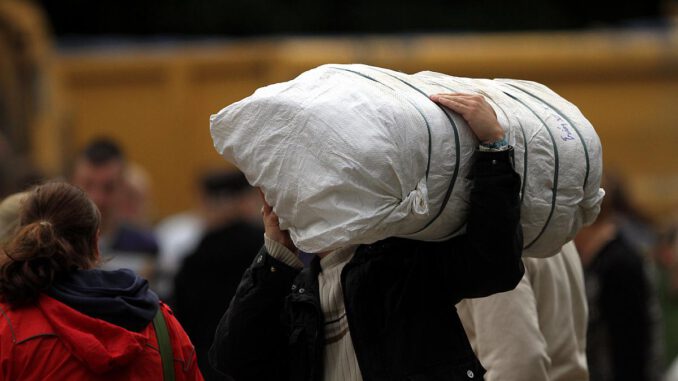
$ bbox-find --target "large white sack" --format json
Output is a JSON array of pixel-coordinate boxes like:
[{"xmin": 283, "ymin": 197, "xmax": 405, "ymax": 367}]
[{"xmin": 210, "ymin": 64, "xmax": 604, "ymax": 257}]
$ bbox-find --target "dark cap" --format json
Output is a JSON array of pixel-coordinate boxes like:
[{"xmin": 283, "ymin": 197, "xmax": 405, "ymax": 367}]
[
  {"xmin": 80, "ymin": 137, "xmax": 125, "ymax": 165},
  {"xmin": 200, "ymin": 170, "xmax": 250, "ymax": 198}
]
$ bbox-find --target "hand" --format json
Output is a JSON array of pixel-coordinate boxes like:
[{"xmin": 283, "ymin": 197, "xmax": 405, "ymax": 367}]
[
  {"xmin": 430, "ymin": 93, "xmax": 504, "ymax": 144},
  {"xmin": 258, "ymin": 189, "xmax": 297, "ymax": 253}
]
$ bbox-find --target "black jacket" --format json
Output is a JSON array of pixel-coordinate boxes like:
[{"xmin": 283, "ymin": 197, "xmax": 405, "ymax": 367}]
[
  {"xmin": 210, "ymin": 148, "xmax": 524, "ymax": 381},
  {"xmin": 174, "ymin": 220, "xmax": 263, "ymax": 381},
  {"xmin": 585, "ymin": 234, "xmax": 660, "ymax": 381}
]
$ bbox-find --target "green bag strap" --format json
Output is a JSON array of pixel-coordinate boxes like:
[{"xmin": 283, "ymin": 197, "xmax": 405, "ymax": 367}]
[{"xmin": 153, "ymin": 307, "xmax": 176, "ymax": 381}]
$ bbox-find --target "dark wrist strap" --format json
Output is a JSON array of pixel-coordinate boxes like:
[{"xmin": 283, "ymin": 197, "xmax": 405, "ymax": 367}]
[{"xmin": 153, "ymin": 307, "xmax": 176, "ymax": 381}]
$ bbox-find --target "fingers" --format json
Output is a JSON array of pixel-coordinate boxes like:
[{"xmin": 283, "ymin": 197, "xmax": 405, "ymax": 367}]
[
  {"xmin": 257, "ymin": 189, "xmax": 297, "ymax": 253},
  {"xmin": 258, "ymin": 188, "xmax": 273, "ymax": 214},
  {"xmin": 431, "ymin": 96, "xmax": 470, "ymax": 115},
  {"xmin": 430, "ymin": 92, "xmax": 503, "ymax": 143},
  {"xmin": 430, "ymin": 93, "xmax": 482, "ymax": 101},
  {"xmin": 430, "ymin": 93, "xmax": 497, "ymax": 118},
  {"xmin": 431, "ymin": 93, "xmax": 483, "ymax": 106},
  {"xmin": 431, "ymin": 93, "xmax": 481, "ymax": 114},
  {"xmin": 258, "ymin": 188, "xmax": 280, "ymax": 228}
]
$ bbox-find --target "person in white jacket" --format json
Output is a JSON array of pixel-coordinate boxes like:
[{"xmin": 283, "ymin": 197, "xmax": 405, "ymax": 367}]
[{"xmin": 456, "ymin": 241, "xmax": 589, "ymax": 381}]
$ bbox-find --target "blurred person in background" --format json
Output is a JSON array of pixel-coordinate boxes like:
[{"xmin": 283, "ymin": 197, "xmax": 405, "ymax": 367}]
[
  {"xmin": 456, "ymin": 241, "xmax": 589, "ymax": 381},
  {"xmin": 154, "ymin": 215, "xmax": 204, "ymax": 301},
  {"xmin": 575, "ymin": 173, "xmax": 663, "ymax": 381},
  {"xmin": 174, "ymin": 170, "xmax": 263, "ymax": 381},
  {"xmin": 0, "ymin": 181, "xmax": 203, "ymax": 380},
  {"xmin": 71, "ymin": 137, "xmax": 159, "ymax": 282},
  {"xmin": 0, "ymin": 131, "xmax": 43, "ymax": 200},
  {"xmin": 604, "ymin": 172, "xmax": 658, "ymax": 259},
  {"xmin": 119, "ymin": 162, "xmax": 155, "ymax": 229},
  {"xmin": 0, "ymin": 191, "xmax": 28, "ymax": 246},
  {"xmin": 154, "ymin": 203, "xmax": 205, "ymax": 303},
  {"xmin": 0, "ymin": 0, "xmax": 52, "ymax": 159},
  {"xmin": 0, "ymin": 0, "xmax": 55, "ymax": 196}
]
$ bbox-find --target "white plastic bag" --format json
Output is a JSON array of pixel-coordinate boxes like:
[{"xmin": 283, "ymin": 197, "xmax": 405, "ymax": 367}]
[{"xmin": 210, "ymin": 64, "xmax": 604, "ymax": 257}]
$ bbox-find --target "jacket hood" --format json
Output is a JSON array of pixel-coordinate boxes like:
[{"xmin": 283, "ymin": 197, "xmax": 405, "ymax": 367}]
[
  {"xmin": 48, "ymin": 268, "xmax": 159, "ymax": 332},
  {"xmin": 34, "ymin": 269, "xmax": 159, "ymax": 374},
  {"xmin": 36, "ymin": 294, "xmax": 151, "ymax": 374}
]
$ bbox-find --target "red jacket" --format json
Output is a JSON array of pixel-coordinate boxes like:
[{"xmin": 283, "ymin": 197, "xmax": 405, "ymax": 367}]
[{"xmin": 0, "ymin": 295, "xmax": 204, "ymax": 381}]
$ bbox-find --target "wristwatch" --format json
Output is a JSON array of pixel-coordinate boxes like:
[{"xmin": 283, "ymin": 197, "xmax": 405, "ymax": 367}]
[{"xmin": 479, "ymin": 137, "xmax": 509, "ymax": 152}]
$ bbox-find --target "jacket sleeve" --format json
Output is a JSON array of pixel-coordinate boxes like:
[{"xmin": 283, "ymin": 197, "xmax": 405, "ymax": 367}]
[
  {"xmin": 456, "ymin": 269, "xmax": 551, "ymax": 381},
  {"xmin": 209, "ymin": 246, "xmax": 301, "ymax": 381},
  {"xmin": 426, "ymin": 147, "xmax": 524, "ymax": 300}
]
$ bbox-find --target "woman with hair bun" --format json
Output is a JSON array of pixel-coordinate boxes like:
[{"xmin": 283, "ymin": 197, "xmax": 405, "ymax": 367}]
[{"xmin": 0, "ymin": 182, "xmax": 203, "ymax": 381}]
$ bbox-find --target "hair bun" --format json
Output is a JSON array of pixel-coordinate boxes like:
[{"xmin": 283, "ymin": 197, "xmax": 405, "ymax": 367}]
[{"xmin": 0, "ymin": 181, "xmax": 100, "ymax": 306}]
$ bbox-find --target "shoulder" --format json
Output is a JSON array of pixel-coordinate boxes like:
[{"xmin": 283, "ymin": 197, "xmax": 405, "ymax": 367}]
[
  {"xmin": 597, "ymin": 236, "xmax": 645, "ymax": 273},
  {"xmin": 0, "ymin": 300, "xmax": 58, "ymax": 346},
  {"xmin": 592, "ymin": 236, "xmax": 650, "ymax": 292},
  {"xmin": 0, "ymin": 302, "xmax": 73, "ymax": 380}
]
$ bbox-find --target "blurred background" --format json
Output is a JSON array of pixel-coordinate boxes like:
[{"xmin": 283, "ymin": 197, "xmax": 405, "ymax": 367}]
[
  {"xmin": 2, "ymin": 0, "xmax": 676, "ymax": 225},
  {"xmin": 1, "ymin": 0, "xmax": 677, "ymax": 379},
  {"xmin": 0, "ymin": 0, "xmax": 675, "ymax": 229}
]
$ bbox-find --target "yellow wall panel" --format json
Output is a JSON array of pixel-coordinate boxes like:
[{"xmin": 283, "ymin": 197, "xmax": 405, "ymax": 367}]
[{"xmin": 49, "ymin": 31, "xmax": 678, "ymax": 222}]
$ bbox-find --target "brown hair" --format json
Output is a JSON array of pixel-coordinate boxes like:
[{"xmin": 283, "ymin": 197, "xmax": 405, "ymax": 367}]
[{"xmin": 0, "ymin": 182, "xmax": 100, "ymax": 306}]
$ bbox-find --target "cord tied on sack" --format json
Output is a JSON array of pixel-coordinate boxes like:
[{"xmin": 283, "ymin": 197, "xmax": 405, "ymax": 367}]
[{"xmin": 405, "ymin": 177, "xmax": 430, "ymax": 217}]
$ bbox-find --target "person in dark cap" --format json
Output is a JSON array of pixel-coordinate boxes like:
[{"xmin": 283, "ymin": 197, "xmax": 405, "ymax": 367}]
[
  {"xmin": 173, "ymin": 170, "xmax": 263, "ymax": 381},
  {"xmin": 71, "ymin": 137, "xmax": 159, "ymax": 281}
]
